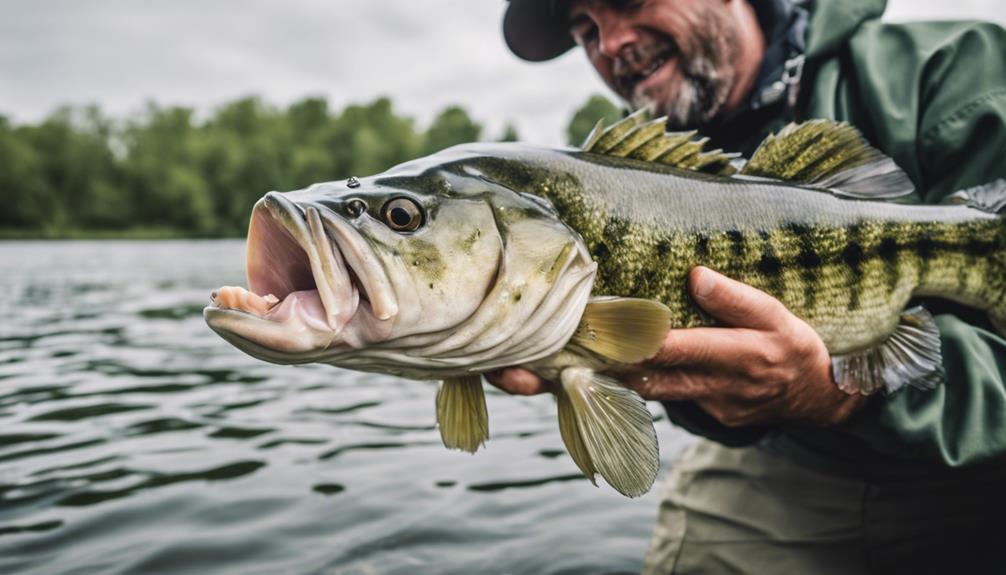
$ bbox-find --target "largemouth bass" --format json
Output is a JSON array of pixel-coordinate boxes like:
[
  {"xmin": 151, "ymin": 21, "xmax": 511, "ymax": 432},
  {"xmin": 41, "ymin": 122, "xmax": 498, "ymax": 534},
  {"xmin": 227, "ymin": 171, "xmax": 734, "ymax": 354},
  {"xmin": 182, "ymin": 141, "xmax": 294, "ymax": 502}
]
[{"xmin": 204, "ymin": 116, "xmax": 1006, "ymax": 497}]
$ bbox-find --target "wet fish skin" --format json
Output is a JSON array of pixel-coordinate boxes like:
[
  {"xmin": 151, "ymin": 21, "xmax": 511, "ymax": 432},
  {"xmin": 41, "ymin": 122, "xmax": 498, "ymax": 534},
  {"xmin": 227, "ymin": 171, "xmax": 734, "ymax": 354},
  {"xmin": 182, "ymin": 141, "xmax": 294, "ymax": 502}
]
[
  {"xmin": 460, "ymin": 147, "xmax": 1005, "ymax": 356},
  {"xmin": 204, "ymin": 117, "xmax": 1006, "ymax": 496}
]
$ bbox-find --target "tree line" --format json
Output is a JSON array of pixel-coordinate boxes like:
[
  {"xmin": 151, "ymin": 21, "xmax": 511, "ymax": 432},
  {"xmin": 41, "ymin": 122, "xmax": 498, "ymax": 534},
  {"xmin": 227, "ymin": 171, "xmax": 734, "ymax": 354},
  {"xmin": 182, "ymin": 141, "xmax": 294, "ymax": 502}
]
[{"xmin": 0, "ymin": 95, "xmax": 620, "ymax": 238}]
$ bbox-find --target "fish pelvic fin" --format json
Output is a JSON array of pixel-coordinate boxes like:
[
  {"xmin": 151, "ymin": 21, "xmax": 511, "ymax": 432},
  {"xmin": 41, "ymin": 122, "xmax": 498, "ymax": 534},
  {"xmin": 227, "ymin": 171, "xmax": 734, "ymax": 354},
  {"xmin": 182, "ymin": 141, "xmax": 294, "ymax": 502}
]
[
  {"xmin": 570, "ymin": 297, "xmax": 671, "ymax": 364},
  {"xmin": 741, "ymin": 120, "xmax": 916, "ymax": 200},
  {"xmin": 436, "ymin": 375, "xmax": 489, "ymax": 453},
  {"xmin": 832, "ymin": 306, "xmax": 944, "ymax": 395},
  {"xmin": 581, "ymin": 110, "xmax": 737, "ymax": 176},
  {"xmin": 556, "ymin": 367, "xmax": 659, "ymax": 498}
]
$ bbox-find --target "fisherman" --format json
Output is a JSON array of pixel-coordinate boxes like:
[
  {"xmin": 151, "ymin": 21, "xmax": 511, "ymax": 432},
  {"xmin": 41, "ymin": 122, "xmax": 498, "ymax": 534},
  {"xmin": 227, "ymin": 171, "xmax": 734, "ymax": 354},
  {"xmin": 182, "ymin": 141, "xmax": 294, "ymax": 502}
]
[{"xmin": 493, "ymin": 0, "xmax": 1006, "ymax": 572}]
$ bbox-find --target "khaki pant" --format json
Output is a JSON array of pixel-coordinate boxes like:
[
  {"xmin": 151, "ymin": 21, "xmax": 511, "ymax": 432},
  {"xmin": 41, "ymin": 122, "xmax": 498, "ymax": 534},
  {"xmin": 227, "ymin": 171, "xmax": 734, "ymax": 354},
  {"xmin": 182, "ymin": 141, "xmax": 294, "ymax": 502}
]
[{"xmin": 643, "ymin": 440, "xmax": 1006, "ymax": 575}]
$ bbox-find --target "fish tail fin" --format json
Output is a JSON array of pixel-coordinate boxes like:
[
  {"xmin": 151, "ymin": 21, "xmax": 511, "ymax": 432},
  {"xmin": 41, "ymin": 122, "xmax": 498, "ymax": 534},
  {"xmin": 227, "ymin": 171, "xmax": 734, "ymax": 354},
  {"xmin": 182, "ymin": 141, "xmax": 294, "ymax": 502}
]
[
  {"xmin": 555, "ymin": 367, "xmax": 659, "ymax": 497},
  {"xmin": 944, "ymin": 178, "xmax": 1006, "ymax": 335}
]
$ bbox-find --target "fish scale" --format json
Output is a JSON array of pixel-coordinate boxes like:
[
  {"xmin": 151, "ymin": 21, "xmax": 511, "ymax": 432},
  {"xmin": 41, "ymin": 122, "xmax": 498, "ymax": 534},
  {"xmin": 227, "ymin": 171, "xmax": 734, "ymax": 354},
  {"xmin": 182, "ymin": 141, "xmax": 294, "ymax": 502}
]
[{"xmin": 523, "ymin": 159, "xmax": 1004, "ymax": 355}]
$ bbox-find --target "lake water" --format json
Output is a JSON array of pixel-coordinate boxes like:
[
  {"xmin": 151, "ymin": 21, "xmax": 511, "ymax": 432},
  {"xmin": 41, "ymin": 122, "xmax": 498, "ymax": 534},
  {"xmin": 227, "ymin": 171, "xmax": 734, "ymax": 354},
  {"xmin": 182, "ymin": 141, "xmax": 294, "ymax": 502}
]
[{"xmin": 0, "ymin": 240, "xmax": 694, "ymax": 574}]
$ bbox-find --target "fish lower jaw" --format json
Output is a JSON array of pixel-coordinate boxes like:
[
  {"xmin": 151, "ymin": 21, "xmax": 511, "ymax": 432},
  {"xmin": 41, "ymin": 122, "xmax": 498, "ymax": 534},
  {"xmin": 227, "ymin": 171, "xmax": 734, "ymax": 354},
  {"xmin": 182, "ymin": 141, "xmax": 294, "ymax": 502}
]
[
  {"xmin": 211, "ymin": 285, "xmax": 335, "ymax": 328},
  {"xmin": 206, "ymin": 285, "xmax": 361, "ymax": 354}
]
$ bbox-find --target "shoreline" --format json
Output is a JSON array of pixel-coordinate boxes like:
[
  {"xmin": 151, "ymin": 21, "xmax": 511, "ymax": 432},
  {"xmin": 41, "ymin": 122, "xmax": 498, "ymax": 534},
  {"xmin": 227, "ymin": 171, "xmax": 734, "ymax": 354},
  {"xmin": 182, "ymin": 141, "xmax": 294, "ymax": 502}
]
[{"xmin": 0, "ymin": 228, "xmax": 243, "ymax": 240}]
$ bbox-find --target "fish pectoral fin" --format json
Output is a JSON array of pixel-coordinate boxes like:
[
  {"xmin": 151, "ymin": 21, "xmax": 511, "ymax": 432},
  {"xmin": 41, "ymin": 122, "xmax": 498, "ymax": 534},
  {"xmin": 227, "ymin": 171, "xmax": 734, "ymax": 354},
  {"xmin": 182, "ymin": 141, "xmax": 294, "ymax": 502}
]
[
  {"xmin": 832, "ymin": 306, "xmax": 944, "ymax": 395},
  {"xmin": 741, "ymin": 121, "xmax": 915, "ymax": 200},
  {"xmin": 557, "ymin": 367, "xmax": 659, "ymax": 498},
  {"xmin": 570, "ymin": 297, "xmax": 671, "ymax": 364},
  {"xmin": 436, "ymin": 375, "xmax": 489, "ymax": 453}
]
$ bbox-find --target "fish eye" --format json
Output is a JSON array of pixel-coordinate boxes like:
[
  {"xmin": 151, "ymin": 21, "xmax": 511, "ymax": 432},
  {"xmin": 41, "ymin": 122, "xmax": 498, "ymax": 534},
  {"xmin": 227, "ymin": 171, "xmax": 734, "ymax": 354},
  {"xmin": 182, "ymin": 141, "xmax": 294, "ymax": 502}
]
[{"xmin": 382, "ymin": 197, "xmax": 423, "ymax": 232}]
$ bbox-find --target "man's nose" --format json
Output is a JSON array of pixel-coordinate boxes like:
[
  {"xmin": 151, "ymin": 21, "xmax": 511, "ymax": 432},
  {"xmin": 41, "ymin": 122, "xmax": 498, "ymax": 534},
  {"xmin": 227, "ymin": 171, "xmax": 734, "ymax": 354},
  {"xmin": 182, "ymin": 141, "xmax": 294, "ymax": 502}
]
[{"xmin": 595, "ymin": 11, "xmax": 637, "ymax": 58}]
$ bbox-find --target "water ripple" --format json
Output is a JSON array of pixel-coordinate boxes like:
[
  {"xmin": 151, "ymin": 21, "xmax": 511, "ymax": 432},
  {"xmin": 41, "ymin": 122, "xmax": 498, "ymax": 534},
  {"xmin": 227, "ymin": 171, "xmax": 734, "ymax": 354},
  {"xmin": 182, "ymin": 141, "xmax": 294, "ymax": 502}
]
[
  {"xmin": 55, "ymin": 461, "xmax": 267, "ymax": 507},
  {"xmin": 0, "ymin": 240, "xmax": 690, "ymax": 574},
  {"xmin": 0, "ymin": 520, "xmax": 63, "ymax": 537},
  {"xmin": 467, "ymin": 474, "xmax": 587, "ymax": 492}
]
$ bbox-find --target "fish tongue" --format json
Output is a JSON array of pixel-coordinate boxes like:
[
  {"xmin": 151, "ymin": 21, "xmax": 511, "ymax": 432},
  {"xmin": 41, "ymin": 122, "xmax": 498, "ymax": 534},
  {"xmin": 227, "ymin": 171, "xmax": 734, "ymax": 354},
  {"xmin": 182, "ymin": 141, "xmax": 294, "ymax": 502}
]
[{"xmin": 212, "ymin": 286, "xmax": 279, "ymax": 316}]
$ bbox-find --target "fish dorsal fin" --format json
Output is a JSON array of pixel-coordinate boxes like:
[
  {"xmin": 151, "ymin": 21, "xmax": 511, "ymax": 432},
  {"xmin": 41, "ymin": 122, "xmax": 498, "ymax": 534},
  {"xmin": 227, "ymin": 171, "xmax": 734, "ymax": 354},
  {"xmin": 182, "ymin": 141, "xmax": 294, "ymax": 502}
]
[
  {"xmin": 570, "ymin": 297, "xmax": 671, "ymax": 364},
  {"xmin": 436, "ymin": 375, "xmax": 489, "ymax": 453},
  {"xmin": 943, "ymin": 178, "xmax": 1006, "ymax": 213},
  {"xmin": 581, "ymin": 111, "xmax": 737, "ymax": 176},
  {"xmin": 741, "ymin": 120, "xmax": 915, "ymax": 199}
]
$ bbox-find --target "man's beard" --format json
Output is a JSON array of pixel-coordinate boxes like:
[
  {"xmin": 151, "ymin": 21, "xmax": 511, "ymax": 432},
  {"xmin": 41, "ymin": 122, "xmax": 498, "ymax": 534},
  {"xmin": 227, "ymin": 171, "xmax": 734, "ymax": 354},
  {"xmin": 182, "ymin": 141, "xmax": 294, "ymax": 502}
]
[{"xmin": 618, "ymin": 8, "xmax": 739, "ymax": 129}]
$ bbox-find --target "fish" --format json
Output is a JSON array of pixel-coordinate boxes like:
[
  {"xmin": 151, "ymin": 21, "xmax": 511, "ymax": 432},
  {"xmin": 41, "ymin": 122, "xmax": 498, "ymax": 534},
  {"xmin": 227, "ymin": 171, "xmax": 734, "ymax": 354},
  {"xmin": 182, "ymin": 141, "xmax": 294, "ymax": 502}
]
[{"xmin": 204, "ymin": 113, "xmax": 1006, "ymax": 497}]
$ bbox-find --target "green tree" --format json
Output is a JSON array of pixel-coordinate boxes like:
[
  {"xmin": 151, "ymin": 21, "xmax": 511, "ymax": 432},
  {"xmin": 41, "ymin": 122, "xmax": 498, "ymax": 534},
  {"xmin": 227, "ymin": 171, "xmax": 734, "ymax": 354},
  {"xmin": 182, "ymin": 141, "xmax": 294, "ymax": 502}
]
[
  {"xmin": 328, "ymin": 97, "xmax": 421, "ymax": 178},
  {"xmin": 121, "ymin": 104, "xmax": 217, "ymax": 234},
  {"xmin": 0, "ymin": 95, "xmax": 604, "ymax": 237},
  {"xmin": 422, "ymin": 105, "xmax": 482, "ymax": 155},
  {"xmin": 17, "ymin": 106, "xmax": 124, "ymax": 231},
  {"xmin": 0, "ymin": 116, "xmax": 50, "ymax": 229},
  {"xmin": 498, "ymin": 122, "xmax": 520, "ymax": 142},
  {"xmin": 287, "ymin": 97, "xmax": 337, "ymax": 186},
  {"xmin": 199, "ymin": 97, "xmax": 293, "ymax": 234},
  {"xmin": 566, "ymin": 94, "xmax": 622, "ymax": 146}
]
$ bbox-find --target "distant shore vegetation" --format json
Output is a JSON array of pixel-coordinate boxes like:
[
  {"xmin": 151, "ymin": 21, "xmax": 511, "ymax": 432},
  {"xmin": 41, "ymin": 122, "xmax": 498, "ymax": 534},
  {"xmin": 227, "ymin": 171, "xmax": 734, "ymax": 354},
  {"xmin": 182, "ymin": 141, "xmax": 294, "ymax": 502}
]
[{"xmin": 0, "ymin": 95, "xmax": 620, "ymax": 239}]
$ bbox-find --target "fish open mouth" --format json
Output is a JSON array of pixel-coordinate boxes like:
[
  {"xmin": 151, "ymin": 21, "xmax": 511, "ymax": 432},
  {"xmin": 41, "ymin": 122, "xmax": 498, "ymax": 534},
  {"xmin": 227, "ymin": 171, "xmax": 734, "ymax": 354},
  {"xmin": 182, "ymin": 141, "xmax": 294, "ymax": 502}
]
[{"xmin": 205, "ymin": 191, "xmax": 396, "ymax": 353}]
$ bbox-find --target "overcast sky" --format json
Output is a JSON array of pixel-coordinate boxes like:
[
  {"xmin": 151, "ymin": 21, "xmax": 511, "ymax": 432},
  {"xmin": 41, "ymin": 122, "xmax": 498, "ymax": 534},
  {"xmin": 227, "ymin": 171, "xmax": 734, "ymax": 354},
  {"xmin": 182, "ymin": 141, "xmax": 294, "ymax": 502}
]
[{"xmin": 2, "ymin": 0, "xmax": 1004, "ymax": 145}]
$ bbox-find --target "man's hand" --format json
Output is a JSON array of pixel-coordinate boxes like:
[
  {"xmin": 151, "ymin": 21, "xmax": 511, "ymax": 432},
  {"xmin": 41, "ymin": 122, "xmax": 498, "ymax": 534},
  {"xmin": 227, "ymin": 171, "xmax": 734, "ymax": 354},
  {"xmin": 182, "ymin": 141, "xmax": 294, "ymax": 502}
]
[{"xmin": 486, "ymin": 267, "xmax": 868, "ymax": 428}]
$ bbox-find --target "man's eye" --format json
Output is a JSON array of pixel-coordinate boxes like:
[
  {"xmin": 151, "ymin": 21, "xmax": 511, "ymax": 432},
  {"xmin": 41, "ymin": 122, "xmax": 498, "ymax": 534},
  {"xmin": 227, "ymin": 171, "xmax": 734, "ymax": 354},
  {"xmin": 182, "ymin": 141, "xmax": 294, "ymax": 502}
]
[
  {"xmin": 611, "ymin": 0, "xmax": 644, "ymax": 10},
  {"xmin": 569, "ymin": 20, "xmax": 597, "ymax": 46}
]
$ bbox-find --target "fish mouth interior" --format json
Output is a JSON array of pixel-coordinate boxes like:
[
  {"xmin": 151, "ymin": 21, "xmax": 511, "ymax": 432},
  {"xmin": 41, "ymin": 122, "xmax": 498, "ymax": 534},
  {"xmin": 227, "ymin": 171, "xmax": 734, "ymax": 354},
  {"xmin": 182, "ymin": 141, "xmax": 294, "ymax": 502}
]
[
  {"xmin": 247, "ymin": 204, "xmax": 316, "ymax": 303},
  {"xmin": 208, "ymin": 195, "xmax": 367, "ymax": 331}
]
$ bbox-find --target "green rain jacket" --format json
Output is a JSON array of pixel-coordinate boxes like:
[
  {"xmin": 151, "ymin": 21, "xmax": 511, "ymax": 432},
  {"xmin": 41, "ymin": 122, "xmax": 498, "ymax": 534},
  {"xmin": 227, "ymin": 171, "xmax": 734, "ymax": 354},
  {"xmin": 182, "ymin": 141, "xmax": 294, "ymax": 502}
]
[{"xmin": 677, "ymin": 0, "xmax": 1006, "ymax": 479}]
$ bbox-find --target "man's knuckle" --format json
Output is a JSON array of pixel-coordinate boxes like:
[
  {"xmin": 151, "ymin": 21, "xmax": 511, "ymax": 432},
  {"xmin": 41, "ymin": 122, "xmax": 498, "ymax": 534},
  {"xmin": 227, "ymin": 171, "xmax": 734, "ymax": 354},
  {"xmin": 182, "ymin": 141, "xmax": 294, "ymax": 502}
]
[{"xmin": 746, "ymin": 383, "xmax": 782, "ymax": 402}]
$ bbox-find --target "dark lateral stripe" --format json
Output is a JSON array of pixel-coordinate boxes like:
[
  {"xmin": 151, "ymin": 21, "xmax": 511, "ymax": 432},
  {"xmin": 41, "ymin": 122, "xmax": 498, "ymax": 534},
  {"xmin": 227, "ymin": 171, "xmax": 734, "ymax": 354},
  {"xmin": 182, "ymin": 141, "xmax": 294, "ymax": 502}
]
[
  {"xmin": 773, "ymin": 223, "xmax": 992, "ymax": 271},
  {"xmin": 696, "ymin": 234, "xmax": 709, "ymax": 258},
  {"xmin": 879, "ymin": 223, "xmax": 900, "ymax": 294},
  {"xmin": 726, "ymin": 230, "xmax": 745, "ymax": 258},
  {"xmin": 757, "ymin": 230, "xmax": 785, "ymax": 296},
  {"xmin": 966, "ymin": 237, "xmax": 997, "ymax": 257},
  {"xmin": 656, "ymin": 238, "xmax": 671, "ymax": 258},
  {"xmin": 774, "ymin": 225, "xmax": 994, "ymax": 300},
  {"xmin": 916, "ymin": 236, "xmax": 934, "ymax": 281},
  {"xmin": 958, "ymin": 251, "xmax": 973, "ymax": 294},
  {"xmin": 784, "ymin": 223, "xmax": 821, "ymax": 311},
  {"xmin": 844, "ymin": 224, "xmax": 863, "ymax": 311}
]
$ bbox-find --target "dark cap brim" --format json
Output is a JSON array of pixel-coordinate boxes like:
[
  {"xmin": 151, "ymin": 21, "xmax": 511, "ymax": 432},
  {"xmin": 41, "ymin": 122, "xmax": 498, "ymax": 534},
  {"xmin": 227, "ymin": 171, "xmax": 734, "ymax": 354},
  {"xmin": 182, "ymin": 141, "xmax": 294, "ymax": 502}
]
[{"xmin": 503, "ymin": 0, "xmax": 577, "ymax": 62}]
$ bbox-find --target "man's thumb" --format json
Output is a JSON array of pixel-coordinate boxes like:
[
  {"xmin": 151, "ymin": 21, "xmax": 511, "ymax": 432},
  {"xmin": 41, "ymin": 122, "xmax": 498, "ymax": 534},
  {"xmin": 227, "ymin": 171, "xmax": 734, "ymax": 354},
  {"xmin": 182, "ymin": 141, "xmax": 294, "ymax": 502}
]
[{"xmin": 688, "ymin": 266, "xmax": 786, "ymax": 329}]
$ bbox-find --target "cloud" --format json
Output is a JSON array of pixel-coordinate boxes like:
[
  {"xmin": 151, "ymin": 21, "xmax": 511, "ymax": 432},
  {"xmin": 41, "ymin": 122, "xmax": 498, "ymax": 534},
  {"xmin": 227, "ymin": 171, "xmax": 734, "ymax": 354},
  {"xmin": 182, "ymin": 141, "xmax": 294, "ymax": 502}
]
[{"xmin": 0, "ymin": 0, "xmax": 1002, "ymax": 146}]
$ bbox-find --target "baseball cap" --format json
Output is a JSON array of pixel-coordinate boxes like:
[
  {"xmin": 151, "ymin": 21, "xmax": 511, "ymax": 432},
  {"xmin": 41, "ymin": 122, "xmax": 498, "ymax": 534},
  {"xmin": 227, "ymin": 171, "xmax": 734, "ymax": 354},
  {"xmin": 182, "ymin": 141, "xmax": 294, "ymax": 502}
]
[{"xmin": 503, "ymin": 0, "xmax": 577, "ymax": 62}]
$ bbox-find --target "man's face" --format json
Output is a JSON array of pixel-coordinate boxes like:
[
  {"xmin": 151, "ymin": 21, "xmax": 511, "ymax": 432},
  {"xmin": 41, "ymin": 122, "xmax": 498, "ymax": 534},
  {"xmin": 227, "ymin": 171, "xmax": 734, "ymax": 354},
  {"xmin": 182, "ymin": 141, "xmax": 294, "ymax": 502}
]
[{"xmin": 566, "ymin": 0, "xmax": 740, "ymax": 128}]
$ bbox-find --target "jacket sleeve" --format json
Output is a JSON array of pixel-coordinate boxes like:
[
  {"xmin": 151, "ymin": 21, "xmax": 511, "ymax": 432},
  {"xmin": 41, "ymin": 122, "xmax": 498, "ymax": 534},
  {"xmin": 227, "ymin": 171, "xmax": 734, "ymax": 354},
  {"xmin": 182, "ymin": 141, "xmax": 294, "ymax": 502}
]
[
  {"xmin": 842, "ymin": 20, "xmax": 1006, "ymax": 467},
  {"xmin": 661, "ymin": 21, "xmax": 1006, "ymax": 461}
]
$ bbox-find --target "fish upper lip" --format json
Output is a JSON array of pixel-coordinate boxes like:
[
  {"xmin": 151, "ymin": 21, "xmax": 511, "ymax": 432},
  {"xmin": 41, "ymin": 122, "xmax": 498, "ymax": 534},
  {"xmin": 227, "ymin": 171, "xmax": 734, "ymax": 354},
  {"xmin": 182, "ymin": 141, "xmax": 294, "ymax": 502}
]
[
  {"xmin": 318, "ymin": 209, "xmax": 399, "ymax": 321},
  {"xmin": 218, "ymin": 191, "xmax": 370, "ymax": 332}
]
